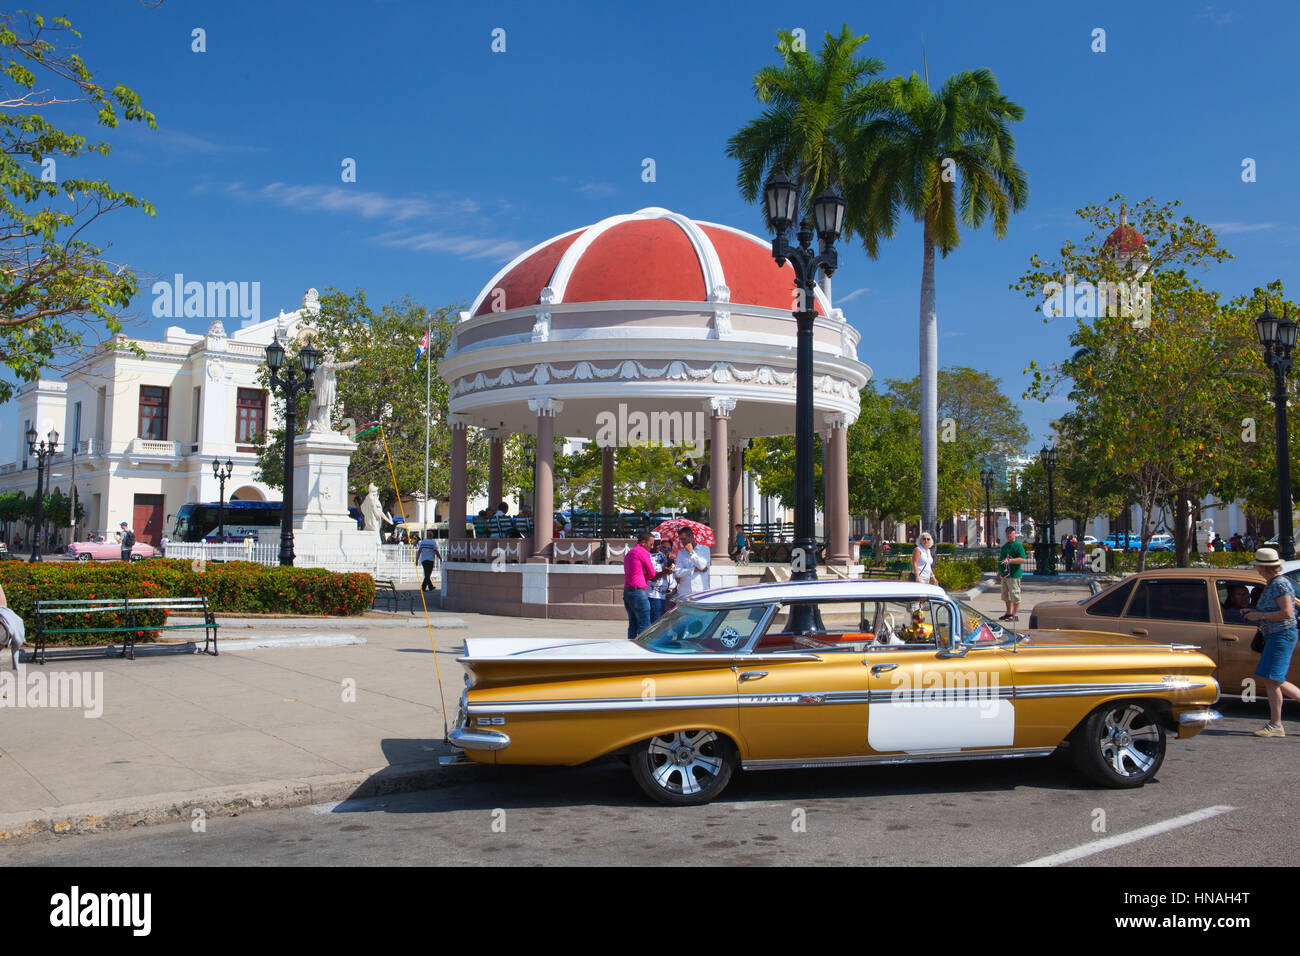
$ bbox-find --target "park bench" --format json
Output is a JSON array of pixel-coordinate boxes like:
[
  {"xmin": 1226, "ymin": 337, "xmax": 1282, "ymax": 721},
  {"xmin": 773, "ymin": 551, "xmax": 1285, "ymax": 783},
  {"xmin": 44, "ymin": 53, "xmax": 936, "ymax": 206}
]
[
  {"xmin": 32, "ymin": 596, "xmax": 218, "ymax": 663},
  {"xmin": 371, "ymin": 578, "xmax": 416, "ymax": 614}
]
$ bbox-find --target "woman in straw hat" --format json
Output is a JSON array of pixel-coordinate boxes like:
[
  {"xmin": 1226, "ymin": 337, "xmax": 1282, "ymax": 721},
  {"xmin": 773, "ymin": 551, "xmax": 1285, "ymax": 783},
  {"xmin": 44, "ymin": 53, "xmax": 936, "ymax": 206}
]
[{"xmin": 1241, "ymin": 548, "xmax": 1300, "ymax": 736}]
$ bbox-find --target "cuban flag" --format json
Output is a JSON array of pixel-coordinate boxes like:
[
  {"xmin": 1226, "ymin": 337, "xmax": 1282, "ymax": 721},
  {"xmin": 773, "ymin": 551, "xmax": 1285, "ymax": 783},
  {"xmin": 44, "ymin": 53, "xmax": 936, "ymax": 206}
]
[{"xmin": 412, "ymin": 329, "xmax": 430, "ymax": 369}]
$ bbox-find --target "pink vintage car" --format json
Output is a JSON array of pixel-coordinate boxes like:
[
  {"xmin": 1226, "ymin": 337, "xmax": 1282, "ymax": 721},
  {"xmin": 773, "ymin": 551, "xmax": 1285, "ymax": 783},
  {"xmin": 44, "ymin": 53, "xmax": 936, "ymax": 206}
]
[{"xmin": 66, "ymin": 539, "xmax": 157, "ymax": 562}]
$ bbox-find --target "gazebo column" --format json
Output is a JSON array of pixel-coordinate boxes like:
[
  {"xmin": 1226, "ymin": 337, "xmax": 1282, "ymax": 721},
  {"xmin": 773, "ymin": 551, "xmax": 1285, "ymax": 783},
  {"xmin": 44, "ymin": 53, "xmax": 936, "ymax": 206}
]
[
  {"xmin": 600, "ymin": 446, "xmax": 615, "ymax": 517},
  {"xmin": 729, "ymin": 440, "xmax": 744, "ymax": 552},
  {"xmin": 529, "ymin": 398, "xmax": 562, "ymax": 558},
  {"xmin": 487, "ymin": 429, "xmax": 504, "ymax": 512},
  {"xmin": 825, "ymin": 413, "xmax": 851, "ymax": 564},
  {"xmin": 448, "ymin": 416, "xmax": 469, "ymax": 545},
  {"xmin": 708, "ymin": 397, "xmax": 735, "ymax": 564}
]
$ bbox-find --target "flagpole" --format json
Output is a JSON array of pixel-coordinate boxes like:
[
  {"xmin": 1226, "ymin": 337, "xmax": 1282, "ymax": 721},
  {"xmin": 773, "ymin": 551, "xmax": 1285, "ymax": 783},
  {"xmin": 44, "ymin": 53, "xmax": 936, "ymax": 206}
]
[{"xmin": 423, "ymin": 318, "xmax": 431, "ymax": 530}]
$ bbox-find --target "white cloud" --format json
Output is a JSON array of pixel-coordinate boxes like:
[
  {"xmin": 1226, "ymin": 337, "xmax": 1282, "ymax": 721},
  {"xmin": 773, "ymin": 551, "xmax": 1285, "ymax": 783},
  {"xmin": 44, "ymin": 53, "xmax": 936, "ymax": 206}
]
[
  {"xmin": 576, "ymin": 181, "xmax": 616, "ymax": 198},
  {"xmin": 837, "ymin": 286, "xmax": 871, "ymax": 303},
  {"xmin": 221, "ymin": 181, "xmax": 477, "ymax": 222},
  {"xmin": 1210, "ymin": 221, "xmax": 1278, "ymax": 234},
  {"xmin": 1197, "ymin": 5, "xmax": 1235, "ymax": 24},
  {"xmin": 371, "ymin": 230, "xmax": 529, "ymax": 262}
]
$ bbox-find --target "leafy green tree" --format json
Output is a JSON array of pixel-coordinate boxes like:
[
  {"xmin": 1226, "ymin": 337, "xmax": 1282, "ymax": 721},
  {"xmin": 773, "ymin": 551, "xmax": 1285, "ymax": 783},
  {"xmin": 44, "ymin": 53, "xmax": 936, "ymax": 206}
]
[
  {"xmin": 0, "ymin": 12, "xmax": 156, "ymax": 400},
  {"xmin": 1019, "ymin": 196, "xmax": 1246, "ymax": 568},
  {"xmin": 846, "ymin": 67, "xmax": 1029, "ymax": 538},
  {"xmin": 253, "ymin": 288, "xmax": 507, "ymax": 514}
]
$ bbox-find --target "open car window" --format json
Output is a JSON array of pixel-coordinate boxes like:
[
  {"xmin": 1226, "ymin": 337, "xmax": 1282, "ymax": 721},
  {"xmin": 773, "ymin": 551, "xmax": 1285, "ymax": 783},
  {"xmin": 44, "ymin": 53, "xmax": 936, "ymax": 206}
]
[
  {"xmin": 755, "ymin": 599, "xmax": 943, "ymax": 652},
  {"xmin": 635, "ymin": 603, "xmax": 771, "ymax": 654}
]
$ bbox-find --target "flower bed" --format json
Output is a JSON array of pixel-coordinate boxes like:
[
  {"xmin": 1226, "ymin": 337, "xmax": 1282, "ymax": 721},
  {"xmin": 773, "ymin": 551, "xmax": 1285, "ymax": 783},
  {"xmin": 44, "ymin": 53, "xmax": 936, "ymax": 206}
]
[{"xmin": 0, "ymin": 560, "xmax": 375, "ymax": 646}]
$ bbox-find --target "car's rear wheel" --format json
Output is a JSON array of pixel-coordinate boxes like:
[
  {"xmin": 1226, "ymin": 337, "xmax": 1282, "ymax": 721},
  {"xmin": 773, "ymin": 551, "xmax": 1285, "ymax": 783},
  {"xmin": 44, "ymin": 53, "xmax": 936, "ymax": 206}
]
[
  {"xmin": 629, "ymin": 729, "xmax": 736, "ymax": 806},
  {"xmin": 1071, "ymin": 700, "xmax": 1166, "ymax": 788}
]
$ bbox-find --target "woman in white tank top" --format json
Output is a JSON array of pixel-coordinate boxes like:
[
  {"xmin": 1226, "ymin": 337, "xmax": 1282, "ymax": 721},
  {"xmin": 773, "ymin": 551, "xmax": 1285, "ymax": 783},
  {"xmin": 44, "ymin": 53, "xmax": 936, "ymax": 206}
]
[{"xmin": 911, "ymin": 533, "xmax": 936, "ymax": 585}]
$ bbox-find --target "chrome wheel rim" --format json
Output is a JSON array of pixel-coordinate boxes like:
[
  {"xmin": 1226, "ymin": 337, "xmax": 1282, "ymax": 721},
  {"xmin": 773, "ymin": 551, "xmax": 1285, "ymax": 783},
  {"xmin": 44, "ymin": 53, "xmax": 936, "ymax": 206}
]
[
  {"xmin": 644, "ymin": 730, "xmax": 725, "ymax": 796},
  {"xmin": 1099, "ymin": 704, "xmax": 1161, "ymax": 777}
]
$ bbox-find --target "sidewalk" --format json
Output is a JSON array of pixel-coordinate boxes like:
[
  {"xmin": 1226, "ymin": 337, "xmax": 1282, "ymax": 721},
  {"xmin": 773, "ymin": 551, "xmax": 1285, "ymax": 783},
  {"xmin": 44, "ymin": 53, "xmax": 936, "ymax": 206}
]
[
  {"xmin": 0, "ymin": 606, "xmax": 615, "ymax": 841},
  {"xmin": 0, "ymin": 580, "xmax": 1091, "ymax": 843}
]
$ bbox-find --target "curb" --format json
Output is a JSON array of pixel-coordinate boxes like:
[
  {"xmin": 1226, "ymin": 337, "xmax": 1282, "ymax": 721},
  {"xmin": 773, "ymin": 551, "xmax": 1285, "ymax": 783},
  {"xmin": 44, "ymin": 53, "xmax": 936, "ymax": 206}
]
[
  {"xmin": 959, "ymin": 572, "xmax": 1003, "ymax": 600},
  {"xmin": 0, "ymin": 759, "xmax": 454, "ymax": 843}
]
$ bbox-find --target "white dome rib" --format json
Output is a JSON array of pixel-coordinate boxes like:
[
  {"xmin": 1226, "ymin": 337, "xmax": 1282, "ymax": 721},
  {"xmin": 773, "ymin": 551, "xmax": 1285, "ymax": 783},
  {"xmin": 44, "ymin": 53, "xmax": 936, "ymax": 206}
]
[
  {"xmin": 698, "ymin": 220, "xmax": 833, "ymax": 315},
  {"xmin": 466, "ymin": 226, "xmax": 586, "ymax": 319}
]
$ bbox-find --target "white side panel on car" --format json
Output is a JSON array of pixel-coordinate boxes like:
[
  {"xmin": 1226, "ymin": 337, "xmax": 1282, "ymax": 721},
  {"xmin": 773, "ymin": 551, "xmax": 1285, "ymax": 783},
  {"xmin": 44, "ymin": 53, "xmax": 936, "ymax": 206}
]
[{"xmin": 867, "ymin": 699, "xmax": 1015, "ymax": 753}]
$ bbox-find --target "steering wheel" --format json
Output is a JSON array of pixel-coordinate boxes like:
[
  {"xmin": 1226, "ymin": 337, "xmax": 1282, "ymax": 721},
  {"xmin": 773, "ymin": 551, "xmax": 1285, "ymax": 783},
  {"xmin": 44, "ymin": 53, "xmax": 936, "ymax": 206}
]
[{"xmin": 877, "ymin": 616, "xmax": 896, "ymax": 643}]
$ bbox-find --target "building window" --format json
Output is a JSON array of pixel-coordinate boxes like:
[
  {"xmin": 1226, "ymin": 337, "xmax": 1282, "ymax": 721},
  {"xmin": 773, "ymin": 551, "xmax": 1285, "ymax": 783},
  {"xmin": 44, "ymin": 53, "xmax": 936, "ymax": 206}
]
[
  {"xmin": 138, "ymin": 386, "xmax": 170, "ymax": 440},
  {"xmin": 236, "ymin": 388, "xmax": 266, "ymax": 444}
]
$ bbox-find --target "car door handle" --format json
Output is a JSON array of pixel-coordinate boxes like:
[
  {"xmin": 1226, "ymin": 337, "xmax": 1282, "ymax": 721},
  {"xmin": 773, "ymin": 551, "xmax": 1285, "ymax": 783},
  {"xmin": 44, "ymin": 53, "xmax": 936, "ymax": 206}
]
[
  {"xmin": 1130, "ymin": 628, "xmax": 1149, "ymax": 637},
  {"xmin": 739, "ymin": 671, "xmax": 768, "ymax": 682},
  {"xmin": 1221, "ymin": 635, "xmax": 1239, "ymax": 643},
  {"xmin": 870, "ymin": 663, "xmax": 899, "ymax": 675}
]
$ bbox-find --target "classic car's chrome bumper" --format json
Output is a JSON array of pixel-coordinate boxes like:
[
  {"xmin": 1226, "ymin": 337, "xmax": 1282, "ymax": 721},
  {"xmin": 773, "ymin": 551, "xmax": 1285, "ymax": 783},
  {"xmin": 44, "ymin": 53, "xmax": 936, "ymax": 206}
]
[
  {"xmin": 1178, "ymin": 709, "xmax": 1222, "ymax": 726},
  {"xmin": 446, "ymin": 727, "xmax": 511, "ymax": 751}
]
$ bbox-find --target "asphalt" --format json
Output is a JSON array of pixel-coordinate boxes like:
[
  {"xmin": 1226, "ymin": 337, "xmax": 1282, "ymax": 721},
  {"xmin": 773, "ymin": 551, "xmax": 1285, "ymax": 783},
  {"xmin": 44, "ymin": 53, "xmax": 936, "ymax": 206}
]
[{"xmin": 0, "ymin": 576, "xmax": 1088, "ymax": 844}]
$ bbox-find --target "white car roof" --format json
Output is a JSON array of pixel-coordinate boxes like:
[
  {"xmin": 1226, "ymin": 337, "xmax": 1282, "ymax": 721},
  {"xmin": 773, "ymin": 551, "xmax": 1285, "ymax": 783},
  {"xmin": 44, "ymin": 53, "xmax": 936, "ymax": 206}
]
[{"xmin": 684, "ymin": 579, "xmax": 949, "ymax": 606}]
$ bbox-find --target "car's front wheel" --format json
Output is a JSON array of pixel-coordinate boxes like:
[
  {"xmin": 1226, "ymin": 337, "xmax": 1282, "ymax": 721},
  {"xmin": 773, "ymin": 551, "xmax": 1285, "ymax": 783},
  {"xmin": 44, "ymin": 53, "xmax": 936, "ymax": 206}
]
[
  {"xmin": 76, "ymin": 553, "xmax": 92, "ymax": 562},
  {"xmin": 1071, "ymin": 700, "xmax": 1166, "ymax": 788},
  {"xmin": 630, "ymin": 730, "xmax": 737, "ymax": 806}
]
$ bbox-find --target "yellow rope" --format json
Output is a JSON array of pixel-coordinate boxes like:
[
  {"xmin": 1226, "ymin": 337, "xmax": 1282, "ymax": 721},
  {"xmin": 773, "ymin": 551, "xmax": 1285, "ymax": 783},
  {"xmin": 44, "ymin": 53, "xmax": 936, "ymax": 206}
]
[{"xmin": 378, "ymin": 422, "xmax": 448, "ymax": 735}]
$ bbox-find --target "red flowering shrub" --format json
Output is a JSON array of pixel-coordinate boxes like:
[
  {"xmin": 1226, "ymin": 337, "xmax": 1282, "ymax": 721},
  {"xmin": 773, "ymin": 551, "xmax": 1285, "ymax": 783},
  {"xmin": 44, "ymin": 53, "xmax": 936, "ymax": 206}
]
[{"xmin": 0, "ymin": 560, "xmax": 375, "ymax": 646}]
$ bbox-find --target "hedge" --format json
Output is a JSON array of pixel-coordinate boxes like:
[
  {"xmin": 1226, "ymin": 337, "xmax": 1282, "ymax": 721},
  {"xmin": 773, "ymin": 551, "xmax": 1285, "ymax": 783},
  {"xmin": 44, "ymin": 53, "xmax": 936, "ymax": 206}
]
[
  {"xmin": 0, "ymin": 560, "xmax": 376, "ymax": 646},
  {"xmin": 1081, "ymin": 547, "xmax": 1252, "ymax": 574},
  {"xmin": 932, "ymin": 559, "xmax": 983, "ymax": 593}
]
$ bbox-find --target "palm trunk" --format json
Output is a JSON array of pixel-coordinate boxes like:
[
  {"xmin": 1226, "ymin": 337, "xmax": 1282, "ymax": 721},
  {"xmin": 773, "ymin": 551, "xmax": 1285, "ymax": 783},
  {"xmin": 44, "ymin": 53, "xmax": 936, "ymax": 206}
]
[{"xmin": 920, "ymin": 221, "xmax": 938, "ymax": 536}]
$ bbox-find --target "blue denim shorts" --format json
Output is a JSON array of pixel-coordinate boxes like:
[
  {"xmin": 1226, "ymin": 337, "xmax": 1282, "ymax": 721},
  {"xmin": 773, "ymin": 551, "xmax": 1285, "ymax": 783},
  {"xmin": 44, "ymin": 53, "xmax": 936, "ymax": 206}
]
[{"xmin": 1255, "ymin": 629, "xmax": 1298, "ymax": 683}]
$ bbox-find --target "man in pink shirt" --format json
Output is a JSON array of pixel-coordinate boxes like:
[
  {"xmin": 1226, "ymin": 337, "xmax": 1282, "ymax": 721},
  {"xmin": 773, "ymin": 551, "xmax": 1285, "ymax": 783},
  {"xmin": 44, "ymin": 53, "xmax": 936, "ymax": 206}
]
[{"xmin": 624, "ymin": 530, "xmax": 656, "ymax": 640}]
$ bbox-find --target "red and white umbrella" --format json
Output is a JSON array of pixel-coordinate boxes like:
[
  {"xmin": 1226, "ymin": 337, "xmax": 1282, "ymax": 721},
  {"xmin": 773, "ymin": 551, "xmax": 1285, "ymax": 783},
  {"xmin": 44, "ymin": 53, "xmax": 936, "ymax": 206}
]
[{"xmin": 652, "ymin": 518, "xmax": 715, "ymax": 550}]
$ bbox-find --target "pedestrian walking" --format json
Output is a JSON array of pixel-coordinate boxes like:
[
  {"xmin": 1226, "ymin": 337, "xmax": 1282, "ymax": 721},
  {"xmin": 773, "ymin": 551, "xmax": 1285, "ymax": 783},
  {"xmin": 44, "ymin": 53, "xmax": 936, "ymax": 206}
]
[
  {"xmin": 998, "ymin": 526, "xmax": 1027, "ymax": 621},
  {"xmin": 623, "ymin": 530, "xmax": 656, "ymax": 640},
  {"xmin": 647, "ymin": 533, "xmax": 676, "ymax": 622},
  {"xmin": 159, "ymin": 532, "xmax": 170, "ymax": 558},
  {"xmin": 117, "ymin": 521, "xmax": 135, "ymax": 562},
  {"xmin": 1241, "ymin": 548, "xmax": 1300, "ymax": 737},
  {"xmin": 672, "ymin": 528, "xmax": 711, "ymax": 597},
  {"xmin": 416, "ymin": 530, "xmax": 440, "ymax": 592},
  {"xmin": 910, "ymin": 532, "xmax": 936, "ymax": 585},
  {"xmin": 1062, "ymin": 535, "xmax": 1076, "ymax": 571}
]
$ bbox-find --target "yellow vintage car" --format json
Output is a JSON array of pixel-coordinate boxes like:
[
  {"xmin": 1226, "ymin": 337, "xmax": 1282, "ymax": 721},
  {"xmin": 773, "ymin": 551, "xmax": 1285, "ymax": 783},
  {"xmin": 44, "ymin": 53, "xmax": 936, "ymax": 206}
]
[{"xmin": 443, "ymin": 581, "xmax": 1222, "ymax": 805}]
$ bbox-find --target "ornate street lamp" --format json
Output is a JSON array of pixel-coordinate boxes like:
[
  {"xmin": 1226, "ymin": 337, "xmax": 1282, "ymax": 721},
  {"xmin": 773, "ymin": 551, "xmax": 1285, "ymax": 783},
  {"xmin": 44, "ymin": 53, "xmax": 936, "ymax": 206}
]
[
  {"xmin": 265, "ymin": 335, "xmax": 318, "ymax": 566},
  {"xmin": 1039, "ymin": 444, "xmax": 1059, "ymax": 575},
  {"xmin": 980, "ymin": 467, "xmax": 995, "ymax": 549},
  {"xmin": 1257, "ymin": 304, "xmax": 1297, "ymax": 559},
  {"xmin": 25, "ymin": 425, "xmax": 58, "ymax": 562},
  {"xmin": 764, "ymin": 173, "xmax": 844, "ymax": 615},
  {"xmin": 212, "ymin": 458, "xmax": 234, "ymax": 543}
]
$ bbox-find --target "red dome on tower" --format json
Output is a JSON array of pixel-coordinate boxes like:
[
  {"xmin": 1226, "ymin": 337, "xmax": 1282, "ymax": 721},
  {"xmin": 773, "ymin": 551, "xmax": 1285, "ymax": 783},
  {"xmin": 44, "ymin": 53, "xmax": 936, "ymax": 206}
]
[{"xmin": 1101, "ymin": 203, "xmax": 1147, "ymax": 257}]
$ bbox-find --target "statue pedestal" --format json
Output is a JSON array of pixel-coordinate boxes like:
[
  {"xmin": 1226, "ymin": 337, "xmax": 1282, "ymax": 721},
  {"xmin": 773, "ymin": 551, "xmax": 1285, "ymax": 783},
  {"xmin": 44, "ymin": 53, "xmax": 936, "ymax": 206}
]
[{"xmin": 291, "ymin": 430, "xmax": 378, "ymax": 559}]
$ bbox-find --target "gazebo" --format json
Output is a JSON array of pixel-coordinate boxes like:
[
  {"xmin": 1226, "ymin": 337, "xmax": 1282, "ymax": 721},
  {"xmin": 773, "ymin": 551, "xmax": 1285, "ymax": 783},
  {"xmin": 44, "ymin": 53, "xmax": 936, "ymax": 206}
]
[{"xmin": 438, "ymin": 207, "xmax": 871, "ymax": 619}]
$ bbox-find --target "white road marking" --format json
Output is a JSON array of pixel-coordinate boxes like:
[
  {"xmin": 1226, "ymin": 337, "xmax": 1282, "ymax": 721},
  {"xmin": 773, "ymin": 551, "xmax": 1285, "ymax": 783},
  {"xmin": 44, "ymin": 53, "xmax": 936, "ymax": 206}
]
[{"xmin": 1018, "ymin": 805, "xmax": 1236, "ymax": 867}]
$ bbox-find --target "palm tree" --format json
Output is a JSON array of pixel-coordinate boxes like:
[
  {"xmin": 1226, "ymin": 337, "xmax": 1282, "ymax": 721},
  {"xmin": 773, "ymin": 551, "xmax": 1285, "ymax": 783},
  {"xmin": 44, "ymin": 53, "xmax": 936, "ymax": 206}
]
[
  {"xmin": 844, "ymin": 68, "xmax": 1029, "ymax": 537},
  {"xmin": 725, "ymin": 24, "xmax": 883, "ymax": 299}
]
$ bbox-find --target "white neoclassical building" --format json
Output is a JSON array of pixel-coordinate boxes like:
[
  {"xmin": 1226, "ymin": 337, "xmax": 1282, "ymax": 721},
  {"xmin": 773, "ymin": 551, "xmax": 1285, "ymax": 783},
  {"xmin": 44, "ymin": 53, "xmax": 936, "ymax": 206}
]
[{"xmin": 0, "ymin": 291, "xmax": 322, "ymax": 546}]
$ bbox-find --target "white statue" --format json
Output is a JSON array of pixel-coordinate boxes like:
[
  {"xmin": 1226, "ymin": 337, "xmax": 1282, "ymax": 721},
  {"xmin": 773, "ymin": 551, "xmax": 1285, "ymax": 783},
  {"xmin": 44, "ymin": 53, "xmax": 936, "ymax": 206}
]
[
  {"xmin": 359, "ymin": 483, "xmax": 393, "ymax": 540},
  {"xmin": 307, "ymin": 353, "xmax": 361, "ymax": 435}
]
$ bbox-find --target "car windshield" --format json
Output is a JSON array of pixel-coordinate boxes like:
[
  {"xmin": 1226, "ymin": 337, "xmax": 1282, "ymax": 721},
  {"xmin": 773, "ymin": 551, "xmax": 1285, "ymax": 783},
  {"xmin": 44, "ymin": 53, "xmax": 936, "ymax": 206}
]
[
  {"xmin": 955, "ymin": 599, "xmax": 1021, "ymax": 647},
  {"xmin": 634, "ymin": 602, "xmax": 771, "ymax": 654}
]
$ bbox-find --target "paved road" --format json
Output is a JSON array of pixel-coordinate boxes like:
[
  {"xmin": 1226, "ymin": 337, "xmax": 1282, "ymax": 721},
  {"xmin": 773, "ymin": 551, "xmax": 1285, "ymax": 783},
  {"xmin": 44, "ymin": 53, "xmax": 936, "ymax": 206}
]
[{"xmin": 4, "ymin": 698, "xmax": 1293, "ymax": 867}]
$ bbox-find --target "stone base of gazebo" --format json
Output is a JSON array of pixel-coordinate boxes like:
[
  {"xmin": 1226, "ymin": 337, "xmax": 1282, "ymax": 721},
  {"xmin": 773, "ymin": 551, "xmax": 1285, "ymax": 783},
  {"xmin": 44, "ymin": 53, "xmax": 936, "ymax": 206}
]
[
  {"xmin": 439, "ymin": 561, "xmax": 867, "ymax": 620},
  {"xmin": 440, "ymin": 562, "xmax": 772, "ymax": 620}
]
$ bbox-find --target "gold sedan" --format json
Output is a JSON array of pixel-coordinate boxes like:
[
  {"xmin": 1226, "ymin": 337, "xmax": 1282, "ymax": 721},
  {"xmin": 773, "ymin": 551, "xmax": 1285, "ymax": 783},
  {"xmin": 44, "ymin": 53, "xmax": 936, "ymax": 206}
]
[
  {"xmin": 444, "ymin": 581, "xmax": 1220, "ymax": 806},
  {"xmin": 1030, "ymin": 567, "xmax": 1299, "ymax": 696}
]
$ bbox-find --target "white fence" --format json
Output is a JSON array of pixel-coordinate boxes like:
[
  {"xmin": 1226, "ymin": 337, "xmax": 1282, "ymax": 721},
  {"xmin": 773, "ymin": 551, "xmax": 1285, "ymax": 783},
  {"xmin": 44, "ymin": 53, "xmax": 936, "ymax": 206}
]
[{"xmin": 166, "ymin": 541, "xmax": 434, "ymax": 584}]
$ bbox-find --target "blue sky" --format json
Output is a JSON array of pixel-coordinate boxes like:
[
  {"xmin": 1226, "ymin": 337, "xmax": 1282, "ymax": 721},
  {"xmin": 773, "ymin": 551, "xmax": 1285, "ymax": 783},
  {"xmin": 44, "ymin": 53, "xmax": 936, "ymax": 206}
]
[{"xmin": 6, "ymin": 0, "xmax": 1299, "ymax": 456}]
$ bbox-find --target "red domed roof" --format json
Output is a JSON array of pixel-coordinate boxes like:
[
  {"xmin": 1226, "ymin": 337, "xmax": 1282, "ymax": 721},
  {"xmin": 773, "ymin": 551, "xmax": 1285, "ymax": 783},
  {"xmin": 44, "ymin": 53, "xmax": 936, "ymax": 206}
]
[
  {"xmin": 470, "ymin": 208, "xmax": 829, "ymax": 318},
  {"xmin": 1102, "ymin": 205, "xmax": 1147, "ymax": 257}
]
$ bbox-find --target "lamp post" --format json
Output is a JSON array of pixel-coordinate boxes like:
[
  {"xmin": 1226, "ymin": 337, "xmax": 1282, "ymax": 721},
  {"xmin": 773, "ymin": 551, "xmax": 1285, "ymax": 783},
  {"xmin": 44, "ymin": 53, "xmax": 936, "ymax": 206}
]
[
  {"xmin": 980, "ymin": 468, "xmax": 995, "ymax": 549},
  {"xmin": 25, "ymin": 425, "xmax": 58, "ymax": 562},
  {"xmin": 764, "ymin": 172, "xmax": 845, "ymax": 607},
  {"xmin": 265, "ymin": 335, "xmax": 318, "ymax": 566},
  {"xmin": 1256, "ymin": 304, "xmax": 1297, "ymax": 559},
  {"xmin": 212, "ymin": 458, "xmax": 234, "ymax": 543},
  {"xmin": 1040, "ymin": 445, "xmax": 1059, "ymax": 575}
]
